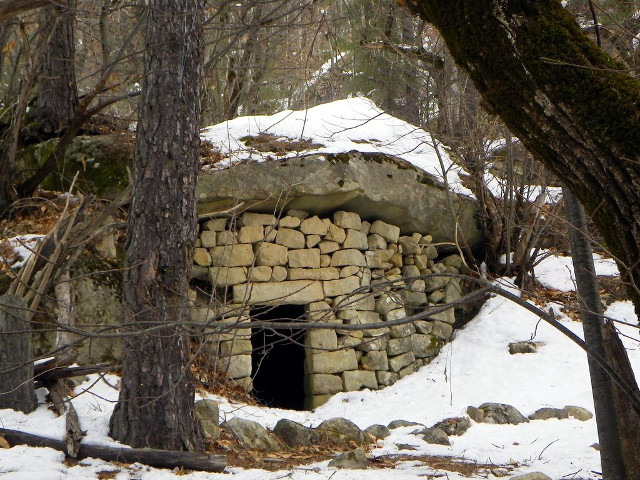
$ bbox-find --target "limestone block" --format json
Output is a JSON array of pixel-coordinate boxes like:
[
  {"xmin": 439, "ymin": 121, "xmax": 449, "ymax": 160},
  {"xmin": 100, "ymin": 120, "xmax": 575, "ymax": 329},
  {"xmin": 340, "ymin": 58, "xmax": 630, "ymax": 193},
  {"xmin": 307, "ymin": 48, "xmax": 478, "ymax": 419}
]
[
  {"xmin": 387, "ymin": 336, "xmax": 413, "ymax": 355},
  {"xmin": 275, "ymin": 228, "xmax": 305, "ymax": 249},
  {"xmin": 414, "ymin": 254, "xmax": 429, "ymax": 270},
  {"xmin": 326, "ymin": 224, "xmax": 347, "ymax": 244},
  {"xmin": 429, "ymin": 308, "xmax": 455, "ymax": 325},
  {"xmin": 300, "ymin": 215, "xmax": 328, "ymax": 235},
  {"xmin": 343, "ymin": 370, "xmax": 377, "ymax": 392},
  {"xmin": 360, "ymin": 221, "xmax": 371, "ymax": 234},
  {"xmin": 390, "ymin": 253, "xmax": 403, "ymax": 268},
  {"xmin": 319, "ymin": 241, "xmax": 340, "ymax": 254},
  {"xmin": 322, "ymin": 217, "xmax": 332, "ymax": 228},
  {"xmin": 365, "ymin": 251, "xmax": 383, "ymax": 268},
  {"xmin": 286, "ymin": 209, "xmax": 309, "ymax": 219},
  {"xmin": 271, "ymin": 265, "xmax": 287, "ymax": 281},
  {"xmin": 304, "ymin": 394, "xmax": 332, "ymax": 409},
  {"xmin": 420, "ymin": 234, "xmax": 433, "ymax": 244},
  {"xmin": 398, "ymin": 236, "xmax": 421, "ymax": 255},
  {"xmin": 255, "ymin": 242, "xmax": 288, "ymax": 266},
  {"xmin": 443, "ymin": 254, "xmax": 463, "ymax": 269},
  {"xmin": 340, "ymin": 266, "xmax": 360, "ymax": 278},
  {"xmin": 223, "ymin": 354, "xmax": 252, "ymax": 379},
  {"xmin": 374, "ymin": 292, "xmax": 403, "ymax": 314},
  {"xmin": 401, "ymin": 291, "xmax": 428, "ymax": 307},
  {"xmin": 238, "ymin": 225, "xmax": 264, "ymax": 244},
  {"xmin": 410, "ymin": 279, "xmax": 426, "ymax": 292},
  {"xmin": 306, "ymin": 234, "xmax": 321, "ymax": 248},
  {"xmin": 402, "ymin": 265, "xmax": 421, "ymax": 282},
  {"xmin": 192, "ymin": 265, "xmax": 208, "ymax": 281},
  {"xmin": 209, "ymin": 266, "xmax": 247, "ymax": 287},
  {"xmin": 200, "ymin": 230, "xmax": 217, "ymax": 248},
  {"xmin": 355, "ymin": 335, "xmax": 387, "ymax": 352},
  {"xmin": 239, "ymin": 212, "xmax": 277, "ymax": 227},
  {"xmin": 412, "ymin": 334, "xmax": 441, "ymax": 358},
  {"xmin": 384, "ymin": 308, "xmax": 407, "ymax": 322},
  {"xmin": 343, "ymin": 230, "xmax": 368, "ymax": 250},
  {"xmin": 305, "ymin": 374, "xmax": 343, "ymax": 395},
  {"xmin": 194, "ymin": 248, "xmax": 212, "ymax": 266},
  {"xmin": 389, "ymin": 322, "xmax": 415, "ymax": 338},
  {"xmin": 288, "ymin": 267, "xmax": 339, "ymax": 281},
  {"xmin": 305, "ymin": 329, "xmax": 338, "ymax": 351},
  {"xmin": 428, "ymin": 290, "xmax": 445, "ymax": 304},
  {"xmin": 431, "ymin": 320, "xmax": 453, "ymax": 339},
  {"xmin": 264, "ymin": 227, "xmax": 277, "ymax": 242},
  {"xmin": 233, "ymin": 280, "xmax": 324, "ymax": 305},
  {"xmin": 248, "ymin": 265, "xmax": 272, "ymax": 282},
  {"xmin": 305, "ymin": 349, "xmax": 358, "ymax": 374},
  {"xmin": 233, "ymin": 377, "xmax": 253, "ymax": 392},
  {"xmin": 444, "ymin": 280, "xmax": 462, "ymax": 303},
  {"xmin": 279, "ymin": 215, "xmax": 301, "ymax": 228},
  {"xmin": 338, "ymin": 332, "xmax": 364, "ymax": 348},
  {"xmin": 333, "ymin": 293, "xmax": 376, "ymax": 311},
  {"xmin": 203, "ymin": 218, "xmax": 227, "ymax": 231},
  {"xmin": 324, "ymin": 276, "xmax": 360, "ymax": 297},
  {"xmin": 334, "ymin": 211, "xmax": 362, "ymax": 230},
  {"xmin": 337, "ymin": 309, "xmax": 357, "ymax": 320},
  {"xmin": 210, "ymin": 244, "xmax": 254, "ymax": 267},
  {"xmin": 399, "ymin": 361, "xmax": 420, "ymax": 379},
  {"xmin": 195, "ymin": 238, "xmax": 201, "ymax": 248},
  {"xmin": 330, "ymin": 249, "xmax": 366, "ymax": 267},
  {"xmin": 219, "ymin": 339, "xmax": 253, "ymax": 356},
  {"xmin": 414, "ymin": 320, "xmax": 433, "ymax": 334},
  {"xmin": 288, "ymin": 248, "xmax": 321, "ymax": 268},
  {"xmin": 360, "ymin": 351, "xmax": 388, "ymax": 371},
  {"xmin": 376, "ymin": 370, "xmax": 399, "ymax": 386},
  {"xmin": 367, "ymin": 234, "xmax": 386, "ymax": 251},
  {"xmin": 388, "ymin": 351, "xmax": 415, "ymax": 372},
  {"xmin": 370, "ymin": 220, "xmax": 400, "ymax": 243},
  {"xmin": 217, "ymin": 230, "xmax": 238, "ymax": 245},
  {"xmin": 425, "ymin": 244, "xmax": 438, "ymax": 260},
  {"xmin": 320, "ymin": 254, "xmax": 330, "ymax": 267},
  {"xmin": 360, "ymin": 270, "xmax": 371, "ymax": 287}
]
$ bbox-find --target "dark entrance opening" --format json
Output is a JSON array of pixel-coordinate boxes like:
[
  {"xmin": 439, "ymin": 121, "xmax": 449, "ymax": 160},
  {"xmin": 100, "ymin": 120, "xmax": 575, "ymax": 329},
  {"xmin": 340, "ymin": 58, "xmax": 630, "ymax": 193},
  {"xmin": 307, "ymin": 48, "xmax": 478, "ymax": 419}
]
[{"xmin": 251, "ymin": 304, "xmax": 306, "ymax": 410}]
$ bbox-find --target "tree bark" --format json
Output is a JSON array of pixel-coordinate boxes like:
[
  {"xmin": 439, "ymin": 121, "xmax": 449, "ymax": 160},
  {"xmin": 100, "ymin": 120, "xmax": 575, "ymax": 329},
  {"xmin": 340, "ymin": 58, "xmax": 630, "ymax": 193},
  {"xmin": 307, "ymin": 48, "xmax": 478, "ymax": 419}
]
[
  {"xmin": 108, "ymin": 0, "xmax": 206, "ymax": 451},
  {"xmin": 405, "ymin": 0, "xmax": 640, "ymax": 308},
  {"xmin": 0, "ymin": 294, "xmax": 36, "ymax": 413},
  {"xmin": 35, "ymin": 0, "xmax": 78, "ymax": 137}
]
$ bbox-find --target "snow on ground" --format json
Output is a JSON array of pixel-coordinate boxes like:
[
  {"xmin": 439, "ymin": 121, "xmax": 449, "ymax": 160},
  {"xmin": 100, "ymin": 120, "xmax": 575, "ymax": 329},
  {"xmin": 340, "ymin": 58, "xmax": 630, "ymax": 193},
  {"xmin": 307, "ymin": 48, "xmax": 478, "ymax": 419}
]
[
  {"xmin": 534, "ymin": 250, "xmax": 620, "ymax": 292},
  {"xmin": 201, "ymin": 96, "xmax": 472, "ymax": 196},
  {"xmin": 0, "ymin": 234, "xmax": 43, "ymax": 269},
  {"xmin": 1, "ymin": 258, "xmax": 638, "ymax": 479}
]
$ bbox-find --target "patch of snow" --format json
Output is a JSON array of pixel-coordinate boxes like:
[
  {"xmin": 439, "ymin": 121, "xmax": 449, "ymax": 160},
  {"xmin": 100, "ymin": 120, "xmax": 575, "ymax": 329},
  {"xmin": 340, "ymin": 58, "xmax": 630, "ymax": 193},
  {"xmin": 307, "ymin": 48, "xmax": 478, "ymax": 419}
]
[
  {"xmin": 1, "ymin": 234, "xmax": 43, "ymax": 269},
  {"xmin": 535, "ymin": 250, "xmax": 619, "ymax": 292}
]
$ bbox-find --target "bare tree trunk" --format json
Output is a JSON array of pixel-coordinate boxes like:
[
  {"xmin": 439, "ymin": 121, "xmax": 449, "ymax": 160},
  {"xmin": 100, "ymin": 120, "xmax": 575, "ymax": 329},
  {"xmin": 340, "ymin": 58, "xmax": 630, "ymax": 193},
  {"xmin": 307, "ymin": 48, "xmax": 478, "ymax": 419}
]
[
  {"xmin": 563, "ymin": 187, "xmax": 627, "ymax": 478},
  {"xmin": 34, "ymin": 0, "xmax": 78, "ymax": 137},
  {"xmin": 108, "ymin": 0, "xmax": 206, "ymax": 451},
  {"xmin": 0, "ymin": 294, "xmax": 36, "ymax": 413}
]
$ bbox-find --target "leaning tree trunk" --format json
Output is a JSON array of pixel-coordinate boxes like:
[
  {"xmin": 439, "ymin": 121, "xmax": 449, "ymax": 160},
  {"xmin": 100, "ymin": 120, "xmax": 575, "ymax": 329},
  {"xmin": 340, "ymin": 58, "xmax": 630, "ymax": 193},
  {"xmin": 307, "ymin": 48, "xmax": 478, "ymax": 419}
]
[
  {"xmin": 108, "ymin": 0, "xmax": 206, "ymax": 452},
  {"xmin": 35, "ymin": 0, "xmax": 78, "ymax": 137},
  {"xmin": 405, "ymin": 0, "xmax": 640, "ymax": 309}
]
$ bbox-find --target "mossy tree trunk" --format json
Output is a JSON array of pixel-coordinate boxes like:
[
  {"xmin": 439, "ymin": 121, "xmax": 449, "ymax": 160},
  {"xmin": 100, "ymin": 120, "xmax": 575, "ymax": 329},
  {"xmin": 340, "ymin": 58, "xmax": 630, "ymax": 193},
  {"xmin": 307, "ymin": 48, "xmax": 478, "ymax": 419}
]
[
  {"xmin": 108, "ymin": 0, "xmax": 205, "ymax": 452},
  {"xmin": 404, "ymin": 1, "xmax": 640, "ymax": 478}
]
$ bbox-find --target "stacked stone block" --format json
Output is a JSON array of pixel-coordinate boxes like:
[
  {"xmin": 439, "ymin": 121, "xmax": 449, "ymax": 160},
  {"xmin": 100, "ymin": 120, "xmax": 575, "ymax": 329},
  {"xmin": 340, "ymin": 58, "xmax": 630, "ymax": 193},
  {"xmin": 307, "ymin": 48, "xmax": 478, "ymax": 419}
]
[{"xmin": 192, "ymin": 209, "xmax": 465, "ymax": 409}]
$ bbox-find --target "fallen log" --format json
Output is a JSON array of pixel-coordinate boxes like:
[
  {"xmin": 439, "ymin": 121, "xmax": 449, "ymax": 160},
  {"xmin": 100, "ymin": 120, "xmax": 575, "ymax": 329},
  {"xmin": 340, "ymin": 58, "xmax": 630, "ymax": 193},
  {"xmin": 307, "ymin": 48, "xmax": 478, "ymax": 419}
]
[{"xmin": 0, "ymin": 428, "xmax": 226, "ymax": 473}]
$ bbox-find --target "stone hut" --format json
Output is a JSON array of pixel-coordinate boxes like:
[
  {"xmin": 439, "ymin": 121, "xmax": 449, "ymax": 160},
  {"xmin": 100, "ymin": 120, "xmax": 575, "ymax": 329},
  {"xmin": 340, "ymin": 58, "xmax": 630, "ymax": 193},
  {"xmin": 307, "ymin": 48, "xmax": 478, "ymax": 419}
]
[{"xmin": 190, "ymin": 208, "xmax": 464, "ymax": 410}]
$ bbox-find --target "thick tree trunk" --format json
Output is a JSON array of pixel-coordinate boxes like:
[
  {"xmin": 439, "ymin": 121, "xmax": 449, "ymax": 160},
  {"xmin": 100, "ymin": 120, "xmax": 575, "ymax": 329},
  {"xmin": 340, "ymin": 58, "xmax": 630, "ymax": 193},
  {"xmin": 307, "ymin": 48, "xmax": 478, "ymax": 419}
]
[
  {"xmin": 0, "ymin": 294, "xmax": 36, "ymax": 413},
  {"xmin": 108, "ymin": 0, "xmax": 206, "ymax": 451},
  {"xmin": 35, "ymin": 0, "xmax": 78, "ymax": 137},
  {"xmin": 406, "ymin": 0, "xmax": 640, "ymax": 308}
]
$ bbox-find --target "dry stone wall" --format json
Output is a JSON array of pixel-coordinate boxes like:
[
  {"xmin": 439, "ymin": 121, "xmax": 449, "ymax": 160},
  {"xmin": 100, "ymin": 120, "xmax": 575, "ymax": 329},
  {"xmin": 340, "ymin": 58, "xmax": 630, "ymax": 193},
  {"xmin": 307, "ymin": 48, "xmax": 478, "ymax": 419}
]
[{"xmin": 191, "ymin": 209, "xmax": 464, "ymax": 409}]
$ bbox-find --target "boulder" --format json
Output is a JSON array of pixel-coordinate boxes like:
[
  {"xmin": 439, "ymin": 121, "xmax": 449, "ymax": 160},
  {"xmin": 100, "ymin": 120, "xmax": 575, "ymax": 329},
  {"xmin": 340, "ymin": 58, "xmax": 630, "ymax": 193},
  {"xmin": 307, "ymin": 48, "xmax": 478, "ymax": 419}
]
[
  {"xmin": 421, "ymin": 427, "xmax": 450, "ymax": 445},
  {"xmin": 328, "ymin": 448, "xmax": 368, "ymax": 469},
  {"xmin": 387, "ymin": 419, "xmax": 424, "ymax": 429},
  {"xmin": 467, "ymin": 403, "xmax": 529, "ymax": 425},
  {"xmin": 197, "ymin": 153, "xmax": 482, "ymax": 253},
  {"xmin": 221, "ymin": 418, "xmax": 281, "ymax": 452},
  {"xmin": 431, "ymin": 416, "xmax": 471, "ymax": 436},
  {"xmin": 273, "ymin": 419, "xmax": 321, "ymax": 447},
  {"xmin": 317, "ymin": 417, "xmax": 368, "ymax": 445},
  {"xmin": 364, "ymin": 424, "xmax": 391, "ymax": 440}
]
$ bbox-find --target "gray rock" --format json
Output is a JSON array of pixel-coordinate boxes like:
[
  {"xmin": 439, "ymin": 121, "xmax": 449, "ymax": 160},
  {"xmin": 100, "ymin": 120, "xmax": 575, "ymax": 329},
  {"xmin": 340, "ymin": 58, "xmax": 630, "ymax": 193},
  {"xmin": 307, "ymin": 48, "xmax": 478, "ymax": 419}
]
[
  {"xmin": 196, "ymin": 153, "xmax": 482, "ymax": 252},
  {"xmin": 509, "ymin": 341, "xmax": 538, "ymax": 354},
  {"xmin": 328, "ymin": 448, "xmax": 368, "ymax": 469},
  {"xmin": 364, "ymin": 424, "xmax": 391, "ymax": 439},
  {"xmin": 563, "ymin": 405, "xmax": 593, "ymax": 421},
  {"xmin": 421, "ymin": 427, "xmax": 450, "ymax": 445},
  {"xmin": 467, "ymin": 403, "xmax": 529, "ymax": 425},
  {"xmin": 273, "ymin": 419, "xmax": 321, "ymax": 447},
  {"xmin": 388, "ymin": 419, "xmax": 424, "ymax": 429},
  {"xmin": 529, "ymin": 405, "xmax": 593, "ymax": 421},
  {"xmin": 317, "ymin": 417, "xmax": 368, "ymax": 445},
  {"xmin": 431, "ymin": 416, "xmax": 471, "ymax": 436},
  {"xmin": 194, "ymin": 399, "xmax": 219, "ymax": 425},
  {"xmin": 221, "ymin": 417, "xmax": 281, "ymax": 452}
]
